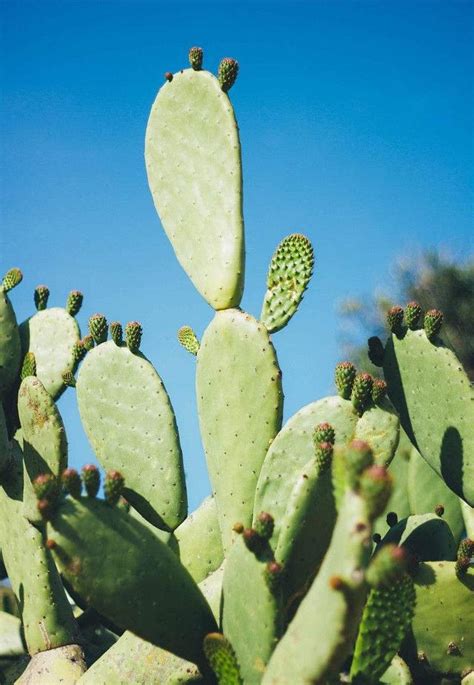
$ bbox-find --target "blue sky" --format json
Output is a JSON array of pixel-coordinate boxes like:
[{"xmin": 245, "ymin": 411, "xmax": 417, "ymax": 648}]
[{"xmin": 1, "ymin": 0, "xmax": 473, "ymax": 510}]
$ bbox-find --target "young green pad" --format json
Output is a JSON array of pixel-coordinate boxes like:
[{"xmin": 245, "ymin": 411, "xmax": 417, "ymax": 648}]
[
  {"xmin": 0, "ymin": 284, "xmax": 22, "ymax": 400},
  {"xmin": 383, "ymin": 328, "xmax": 474, "ymax": 505},
  {"xmin": 254, "ymin": 395, "xmax": 358, "ymax": 548},
  {"xmin": 145, "ymin": 68, "xmax": 244, "ymax": 310},
  {"xmin": 196, "ymin": 309, "xmax": 283, "ymax": 551},
  {"xmin": 0, "ymin": 441, "xmax": 79, "ymax": 655},
  {"xmin": 380, "ymin": 513, "xmax": 456, "ymax": 561},
  {"xmin": 20, "ymin": 308, "xmax": 81, "ymax": 400},
  {"xmin": 260, "ymin": 233, "xmax": 314, "ymax": 334},
  {"xmin": 411, "ymin": 562, "xmax": 474, "ymax": 676},
  {"xmin": 76, "ymin": 340, "xmax": 186, "ymax": 530},
  {"xmin": 47, "ymin": 497, "xmax": 217, "ymax": 669},
  {"xmin": 408, "ymin": 445, "xmax": 464, "ymax": 543},
  {"xmin": 17, "ymin": 376, "xmax": 67, "ymax": 522},
  {"xmin": 262, "ymin": 486, "xmax": 373, "ymax": 685}
]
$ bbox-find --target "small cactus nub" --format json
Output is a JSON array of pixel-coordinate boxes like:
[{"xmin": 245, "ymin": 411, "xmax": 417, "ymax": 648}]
[
  {"xmin": 82, "ymin": 464, "xmax": 100, "ymax": 498},
  {"xmin": 367, "ymin": 336, "xmax": 385, "ymax": 367},
  {"xmin": 264, "ymin": 561, "xmax": 284, "ymax": 592},
  {"xmin": 218, "ymin": 57, "xmax": 239, "ymax": 92},
  {"xmin": 313, "ymin": 422, "xmax": 335, "ymax": 446},
  {"xmin": 104, "ymin": 470, "xmax": 125, "ymax": 506},
  {"xmin": 387, "ymin": 305, "xmax": 404, "ymax": 333},
  {"xmin": 345, "ymin": 440, "xmax": 374, "ymax": 485},
  {"xmin": 21, "ymin": 352, "xmax": 37, "ymax": 380},
  {"xmin": 177, "ymin": 325, "xmax": 200, "ymax": 355},
  {"xmin": 164, "ymin": 72, "xmax": 173, "ymax": 82},
  {"xmin": 37, "ymin": 498, "xmax": 55, "ymax": 521},
  {"xmin": 233, "ymin": 522, "xmax": 244, "ymax": 534},
  {"xmin": 386, "ymin": 511, "xmax": 398, "ymax": 527},
  {"xmin": 88, "ymin": 314, "xmax": 108, "ymax": 344},
  {"xmin": 188, "ymin": 46, "xmax": 203, "ymax": 70},
  {"xmin": 366, "ymin": 544, "xmax": 409, "ymax": 587},
  {"xmin": 82, "ymin": 335, "xmax": 95, "ymax": 351},
  {"xmin": 424, "ymin": 309, "xmax": 443, "ymax": 341},
  {"xmin": 371, "ymin": 379, "xmax": 387, "ymax": 404},
  {"xmin": 72, "ymin": 340, "xmax": 87, "ymax": 364},
  {"xmin": 62, "ymin": 371, "xmax": 76, "ymax": 388},
  {"xmin": 33, "ymin": 473, "xmax": 59, "ymax": 501},
  {"xmin": 62, "ymin": 468, "xmax": 82, "ymax": 498},
  {"xmin": 314, "ymin": 441, "xmax": 333, "ymax": 472},
  {"xmin": 34, "ymin": 285, "xmax": 50, "ymax": 311},
  {"xmin": 254, "ymin": 512, "xmax": 274, "ymax": 540},
  {"xmin": 455, "ymin": 538, "xmax": 474, "ymax": 577},
  {"xmin": 242, "ymin": 528, "xmax": 262, "ymax": 554},
  {"xmin": 434, "ymin": 504, "xmax": 445, "ymax": 517},
  {"xmin": 125, "ymin": 321, "xmax": 142, "ymax": 353},
  {"xmin": 373, "ymin": 533, "xmax": 382, "ymax": 544},
  {"xmin": 405, "ymin": 301, "xmax": 422, "ymax": 330},
  {"xmin": 1, "ymin": 268, "xmax": 23, "ymax": 292},
  {"xmin": 110, "ymin": 321, "xmax": 123, "ymax": 346},
  {"xmin": 359, "ymin": 465, "xmax": 393, "ymax": 520},
  {"xmin": 351, "ymin": 372, "xmax": 374, "ymax": 416},
  {"xmin": 335, "ymin": 361, "xmax": 357, "ymax": 399},
  {"xmin": 66, "ymin": 290, "xmax": 83, "ymax": 316}
]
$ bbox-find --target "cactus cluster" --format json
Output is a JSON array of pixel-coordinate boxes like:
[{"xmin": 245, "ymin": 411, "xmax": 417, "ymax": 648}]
[{"xmin": 1, "ymin": 47, "xmax": 473, "ymax": 685}]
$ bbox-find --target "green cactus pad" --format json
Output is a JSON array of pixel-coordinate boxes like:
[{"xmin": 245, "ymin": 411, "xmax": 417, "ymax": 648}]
[
  {"xmin": 19, "ymin": 307, "xmax": 81, "ymax": 400},
  {"xmin": 17, "ymin": 376, "xmax": 68, "ymax": 523},
  {"xmin": 222, "ymin": 535, "xmax": 282, "ymax": 684},
  {"xmin": 76, "ymin": 340, "xmax": 186, "ymax": 530},
  {"xmin": 0, "ymin": 402, "xmax": 12, "ymax": 475},
  {"xmin": 14, "ymin": 644, "xmax": 86, "ymax": 684},
  {"xmin": 47, "ymin": 497, "xmax": 217, "ymax": 668},
  {"xmin": 380, "ymin": 513, "xmax": 456, "ymax": 561},
  {"xmin": 373, "ymin": 433, "xmax": 412, "ymax": 539},
  {"xmin": 408, "ymin": 445, "xmax": 464, "ymax": 543},
  {"xmin": 174, "ymin": 495, "xmax": 223, "ymax": 582},
  {"xmin": 383, "ymin": 327, "xmax": 474, "ymax": 506},
  {"xmin": 411, "ymin": 561, "xmax": 474, "ymax": 676},
  {"xmin": 177, "ymin": 325, "xmax": 200, "ymax": 355},
  {"xmin": 203, "ymin": 633, "xmax": 242, "ymax": 685},
  {"xmin": 146, "ymin": 69, "xmax": 244, "ymax": 309},
  {"xmin": 0, "ymin": 442, "xmax": 79, "ymax": 655},
  {"xmin": 353, "ymin": 398, "xmax": 400, "ymax": 467},
  {"xmin": 260, "ymin": 233, "xmax": 314, "ymax": 333},
  {"xmin": 196, "ymin": 309, "xmax": 283, "ymax": 550},
  {"xmin": 262, "ymin": 486, "xmax": 373, "ymax": 684},
  {"xmin": 0, "ymin": 284, "xmax": 21, "ymax": 399}
]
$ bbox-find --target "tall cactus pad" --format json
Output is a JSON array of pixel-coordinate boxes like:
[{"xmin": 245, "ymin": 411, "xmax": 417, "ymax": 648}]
[
  {"xmin": 0, "ymin": 285, "xmax": 21, "ymax": 398},
  {"xmin": 196, "ymin": 309, "xmax": 283, "ymax": 550},
  {"xmin": 20, "ymin": 308, "xmax": 81, "ymax": 400},
  {"xmin": 46, "ymin": 497, "xmax": 217, "ymax": 668},
  {"xmin": 0, "ymin": 445, "xmax": 79, "ymax": 655},
  {"xmin": 383, "ymin": 327, "xmax": 474, "ymax": 505},
  {"xmin": 174, "ymin": 496, "xmax": 223, "ymax": 582},
  {"xmin": 411, "ymin": 562, "xmax": 474, "ymax": 676},
  {"xmin": 18, "ymin": 376, "xmax": 68, "ymax": 522},
  {"xmin": 145, "ymin": 68, "xmax": 244, "ymax": 309},
  {"xmin": 77, "ymin": 341, "xmax": 186, "ymax": 530},
  {"xmin": 260, "ymin": 234, "xmax": 314, "ymax": 333},
  {"xmin": 263, "ymin": 487, "xmax": 373, "ymax": 684}
]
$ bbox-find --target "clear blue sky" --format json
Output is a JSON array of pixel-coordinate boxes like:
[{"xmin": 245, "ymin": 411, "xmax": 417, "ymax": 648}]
[{"xmin": 1, "ymin": 0, "xmax": 473, "ymax": 510}]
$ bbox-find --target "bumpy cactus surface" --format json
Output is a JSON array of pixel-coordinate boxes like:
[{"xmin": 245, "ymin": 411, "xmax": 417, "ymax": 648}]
[{"xmin": 0, "ymin": 48, "xmax": 473, "ymax": 685}]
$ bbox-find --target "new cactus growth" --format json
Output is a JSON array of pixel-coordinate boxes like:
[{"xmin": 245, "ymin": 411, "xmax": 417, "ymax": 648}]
[
  {"xmin": 34, "ymin": 285, "xmax": 50, "ymax": 311},
  {"xmin": 177, "ymin": 325, "xmax": 200, "ymax": 355},
  {"xmin": 189, "ymin": 46, "xmax": 203, "ymax": 70},
  {"xmin": 88, "ymin": 314, "xmax": 108, "ymax": 344},
  {"xmin": 218, "ymin": 57, "xmax": 239, "ymax": 91}
]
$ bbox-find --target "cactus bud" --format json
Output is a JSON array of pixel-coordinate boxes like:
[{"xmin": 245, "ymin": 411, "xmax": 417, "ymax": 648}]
[
  {"xmin": 188, "ymin": 46, "xmax": 203, "ymax": 70},
  {"xmin": 242, "ymin": 528, "xmax": 262, "ymax": 554},
  {"xmin": 405, "ymin": 301, "xmax": 422, "ymax": 330},
  {"xmin": 424, "ymin": 309, "xmax": 443, "ymax": 341},
  {"xmin": 455, "ymin": 538, "xmax": 474, "ymax": 577},
  {"xmin": 233, "ymin": 522, "xmax": 244, "ymax": 534},
  {"xmin": 351, "ymin": 372, "xmax": 374, "ymax": 416},
  {"xmin": 335, "ymin": 361, "xmax": 357, "ymax": 399},
  {"xmin": 366, "ymin": 544, "xmax": 409, "ymax": 587},
  {"xmin": 372, "ymin": 533, "xmax": 382, "ymax": 544},
  {"xmin": 72, "ymin": 340, "xmax": 87, "ymax": 364},
  {"xmin": 218, "ymin": 57, "xmax": 239, "ymax": 92},
  {"xmin": 313, "ymin": 422, "xmax": 335, "ymax": 446},
  {"xmin": 371, "ymin": 379, "xmax": 387, "ymax": 404},
  {"xmin": 37, "ymin": 498, "xmax": 55, "ymax": 521},
  {"xmin": 62, "ymin": 468, "xmax": 82, "ymax": 498},
  {"xmin": 314, "ymin": 441, "xmax": 333, "ymax": 472},
  {"xmin": 177, "ymin": 325, "xmax": 200, "ymax": 355},
  {"xmin": 264, "ymin": 560, "xmax": 284, "ymax": 592},
  {"xmin": 346, "ymin": 440, "xmax": 374, "ymax": 486},
  {"xmin": 164, "ymin": 72, "xmax": 173, "ymax": 82},
  {"xmin": 81, "ymin": 464, "xmax": 100, "ymax": 498},
  {"xmin": 2, "ymin": 268, "xmax": 23, "ymax": 292},
  {"xmin": 21, "ymin": 352, "xmax": 36, "ymax": 380},
  {"xmin": 82, "ymin": 335, "xmax": 95, "ymax": 351},
  {"xmin": 254, "ymin": 512, "xmax": 274, "ymax": 540},
  {"xmin": 125, "ymin": 321, "xmax": 142, "ymax": 353},
  {"xmin": 62, "ymin": 371, "xmax": 76, "ymax": 388},
  {"xmin": 386, "ymin": 511, "xmax": 398, "ymax": 527},
  {"xmin": 328, "ymin": 575, "xmax": 348, "ymax": 592},
  {"xmin": 66, "ymin": 290, "xmax": 83, "ymax": 316},
  {"xmin": 434, "ymin": 504, "xmax": 445, "ymax": 517},
  {"xmin": 34, "ymin": 285, "xmax": 50, "ymax": 311},
  {"xmin": 387, "ymin": 305, "xmax": 404, "ymax": 334},
  {"xmin": 45, "ymin": 538, "xmax": 57, "ymax": 550},
  {"xmin": 203, "ymin": 633, "xmax": 241, "ymax": 685},
  {"xmin": 33, "ymin": 473, "xmax": 59, "ymax": 501},
  {"xmin": 367, "ymin": 336, "xmax": 385, "ymax": 367},
  {"xmin": 104, "ymin": 470, "xmax": 125, "ymax": 506},
  {"xmin": 88, "ymin": 314, "xmax": 108, "ymax": 344},
  {"xmin": 110, "ymin": 321, "xmax": 123, "ymax": 346},
  {"xmin": 359, "ymin": 465, "xmax": 393, "ymax": 519}
]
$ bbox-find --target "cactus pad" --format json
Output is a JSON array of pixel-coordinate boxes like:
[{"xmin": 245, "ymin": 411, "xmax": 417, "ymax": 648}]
[{"xmin": 0, "ymin": 282, "xmax": 21, "ymax": 399}]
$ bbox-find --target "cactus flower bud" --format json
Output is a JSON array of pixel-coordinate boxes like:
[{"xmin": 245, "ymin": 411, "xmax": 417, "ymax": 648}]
[
  {"xmin": 188, "ymin": 46, "xmax": 203, "ymax": 70},
  {"xmin": 164, "ymin": 72, "xmax": 173, "ymax": 82},
  {"xmin": 104, "ymin": 470, "xmax": 125, "ymax": 506},
  {"xmin": 72, "ymin": 340, "xmax": 87, "ymax": 364},
  {"xmin": 218, "ymin": 58, "xmax": 239, "ymax": 92},
  {"xmin": 242, "ymin": 528, "xmax": 262, "ymax": 554},
  {"xmin": 34, "ymin": 285, "xmax": 50, "ymax": 311},
  {"xmin": 434, "ymin": 504, "xmax": 445, "ymax": 517},
  {"xmin": 82, "ymin": 335, "xmax": 95, "ymax": 351},
  {"xmin": 264, "ymin": 560, "xmax": 284, "ymax": 592},
  {"xmin": 387, "ymin": 305, "xmax": 404, "ymax": 333},
  {"xmin": 346, "ymin": 440, "xmax": 374, "ymax": 486},
  {"xmin": 314, "ymin": 441, "xmax": 333, "ymax": 472},
  {"xmin": 371, "ymin": 379, "xmax": 387, "ymax": 405},
  {"xmin": 351, "ymin": 373, "xmax": 374, "ymax": 416},
  {"xmin": 313, "ymin": 422, "xmax": 335, "ymax": 446},
  {"xmin": 254, "ymin": 512, "xmax": 274, "ymax": 540},
  {"xmin": 33, "ymin": 473, "xmax": 59, "ymax": 501},
  {"xmin": 233, "ymin": 522, "xmax": 244, "ymax": 534},
  {"xmin": 66, "ymin": 290, "xmax": 83, "ymax": 316},
  {"xmin": 62, "ymin": 468, "xmax": 82, "ymax": 498},
  {"xmin": 81, "ymin": 464, "xmax": 100, "ymax": 498},
  {"xmin": 88, "ymin": 314, "xmax": 108, "ymax": 345},
  {"xmin": 359, "ymin": 465, "xmax": 393, "ymax": 519},
  {"xmin": 335, "ymin": 361, "xmax": 357, "ymax": 399},
  {"xmin": 455, "ymin": 538, "xmax": 474, "ymax": 577},
  {"xmin": 366, "ymin": 544, "xmax": 409, "ymax": 587},
  {"xmin": 37, "ymin": 498, "xmax": 55, "ymax": 521},
  {"xmin": 110, "ymin": 321, "xmax": 123, "ymax": 346},
  {"xmin": 62, "ymin": 371, "xmax": 76, "ymax": 388},
  {"xmin": 2, "ymin": 268, "xmax": 22, "ymax": 292},
  {"xmin": 125, "ymin": 321, "xmax": 142, "ymax": 353},
  {"xmin": 424, "ymin": 309, "xmax": 443, "ymax": 341},
  {"xmin": 405, "ymin": 301, "xmax": 422, "ymax": 330}
]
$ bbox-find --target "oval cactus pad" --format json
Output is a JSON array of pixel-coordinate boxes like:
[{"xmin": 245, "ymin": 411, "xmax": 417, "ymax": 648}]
[
  {"xmin": 145, "ymin": 69, "xmax": 244, "ymax": 310},
  {"xmin": 76, "ymin": 341, "xmax": 186, "ymax": 530}
]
